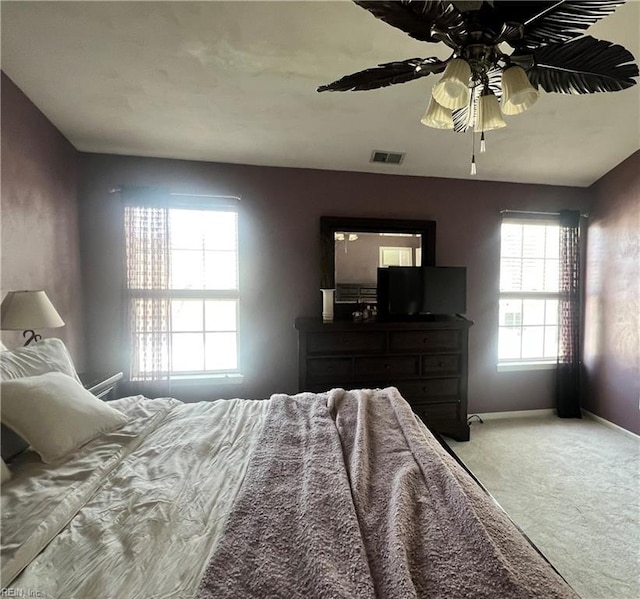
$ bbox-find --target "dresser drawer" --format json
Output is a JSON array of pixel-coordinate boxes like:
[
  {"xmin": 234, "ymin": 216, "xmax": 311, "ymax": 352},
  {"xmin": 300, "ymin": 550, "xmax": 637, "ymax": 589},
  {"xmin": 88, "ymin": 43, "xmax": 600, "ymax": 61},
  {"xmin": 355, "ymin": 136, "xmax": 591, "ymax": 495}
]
[
  {"xmin": 307, "ymin": 358, "xmax": 352, "ymax": 382},
  {"xmin": 354, "ymin": 356, "xmax": 419, "ymax": 379},
  {"xmin": 307, "ymin": 331, "xmax": 386, "ymax": 354},
  {"xmin": 421, "ymin": 354, "xmax": 461, "ymax": 376},
  {"xmin": 411, "ymin": 402, "xmax": 460, "ymax": 423},
  {"xmin": 305, "ymin": 382, "xmax": 354, "ymax": 393},
  {"xmin": 389, "ymin": 330, "xmax": 461, "ymax": 353},
  {"xmin": 397, "ymin": 378, "xmax": 460, "ymax": 400}
]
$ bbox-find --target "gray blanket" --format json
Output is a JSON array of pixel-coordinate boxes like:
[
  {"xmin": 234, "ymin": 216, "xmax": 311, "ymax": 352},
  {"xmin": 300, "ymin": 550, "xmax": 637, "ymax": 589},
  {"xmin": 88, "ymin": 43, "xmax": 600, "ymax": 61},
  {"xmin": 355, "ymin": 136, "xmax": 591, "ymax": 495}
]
[{"xmin": 197, "ymin": 387, "xmax": 578, "ymax": 599}]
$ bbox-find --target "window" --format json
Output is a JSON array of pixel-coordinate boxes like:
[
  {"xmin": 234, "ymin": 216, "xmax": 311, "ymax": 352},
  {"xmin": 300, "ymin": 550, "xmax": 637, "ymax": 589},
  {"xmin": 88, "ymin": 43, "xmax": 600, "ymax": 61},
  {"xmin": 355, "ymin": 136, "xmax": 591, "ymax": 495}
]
[
  {"xmin": 498, "ymin": 218, "xmax": 560, "ymax": 366},
  {"xmin": 124, "ymin": 202, "xmax": 240, "ymax": 380},
  {"xmin": 379, "ymin": 246, "xmax": 414, "ymax": 267}
]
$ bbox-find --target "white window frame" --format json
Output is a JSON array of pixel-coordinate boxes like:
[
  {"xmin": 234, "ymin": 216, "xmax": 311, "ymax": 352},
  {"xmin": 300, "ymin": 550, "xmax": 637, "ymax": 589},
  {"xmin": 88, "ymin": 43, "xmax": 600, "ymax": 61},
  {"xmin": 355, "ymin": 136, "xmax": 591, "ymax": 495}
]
[
  {"xmin": 379, "ymin": 246, "xmax": 414, "ymax": 267},
  {"xmin": 125, "ymin": 198, "xmax": 242, "ymax": 382},
  {"xmin": 497, "ymin": 216, "xmax": 560, "ymax": 372}
]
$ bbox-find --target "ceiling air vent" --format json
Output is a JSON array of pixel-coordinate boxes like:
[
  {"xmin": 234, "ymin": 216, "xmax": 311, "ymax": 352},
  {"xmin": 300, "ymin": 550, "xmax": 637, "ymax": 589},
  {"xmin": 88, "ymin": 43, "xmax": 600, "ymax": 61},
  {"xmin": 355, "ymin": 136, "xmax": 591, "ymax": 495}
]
[{"xmin": 370, "ymin": 150, "xmax": 405, "ymax": 165}]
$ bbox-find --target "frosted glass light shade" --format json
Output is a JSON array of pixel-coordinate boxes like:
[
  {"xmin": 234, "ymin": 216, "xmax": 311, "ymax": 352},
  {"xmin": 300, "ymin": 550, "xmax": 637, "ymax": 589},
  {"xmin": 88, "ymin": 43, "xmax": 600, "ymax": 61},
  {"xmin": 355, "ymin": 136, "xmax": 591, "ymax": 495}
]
[
  {"xmin": 421, "ymin": 97, "xmax": 454, "ymax": 129},
  {"xmin": 1, "ymin": 290, "xmax": 65, "ymax": 330},
  {"xmin": 475, "ymin": 94, "xmax": 506, "ymax": 132},
  {"xmin": 432, "ymin": 59, "xmax": 471, "ymax": 110},
  {"xmin": 335, "ymin": 232, "xmax": 359, "ymax": 242},
  {"xmin": 501, "ymin": 66, "xmax": 539, "ymax": 115}
]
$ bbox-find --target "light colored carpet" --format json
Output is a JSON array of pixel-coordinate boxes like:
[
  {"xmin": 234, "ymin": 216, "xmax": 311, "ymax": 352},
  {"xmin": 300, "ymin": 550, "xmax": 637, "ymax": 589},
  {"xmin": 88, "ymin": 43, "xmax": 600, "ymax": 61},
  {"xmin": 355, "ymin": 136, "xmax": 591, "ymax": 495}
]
[{"xmin": 447, "ymin": 414, "xmax": 640, "ymax": 599}]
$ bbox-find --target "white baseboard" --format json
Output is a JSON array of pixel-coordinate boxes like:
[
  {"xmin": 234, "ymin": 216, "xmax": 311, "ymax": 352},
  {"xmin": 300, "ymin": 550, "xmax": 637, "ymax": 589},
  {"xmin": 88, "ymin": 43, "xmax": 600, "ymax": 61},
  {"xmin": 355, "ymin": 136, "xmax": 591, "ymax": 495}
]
[
  {"xmin": 470, "ymin": 409, "xmax": 555, "ymax": 421},
  {"xmin": 582, "ymin": 410, "xmax": 640, "ymax": 439},
  {"xmin": 469, "ymin": 409, "xmax": 639, "ymax": 438}
]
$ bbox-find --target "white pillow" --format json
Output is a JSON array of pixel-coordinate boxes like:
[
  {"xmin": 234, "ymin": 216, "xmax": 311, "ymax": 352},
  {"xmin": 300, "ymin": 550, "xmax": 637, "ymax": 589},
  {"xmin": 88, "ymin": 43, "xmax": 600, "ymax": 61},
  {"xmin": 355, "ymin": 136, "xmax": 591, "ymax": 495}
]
[
  {"xmin": 1, "ymin": 458, "xmax": 11, "ymax": 483},
  {"xmin": 0, "ymin": 372, "xmax": 128, "ymax": 464},
  {"xmin": 0, "ymin": 341, "xmax": 8, "ymax": 351},
  {"xmin": 0, "ymin": 338, "xmax": 81, "ymax": 383}
]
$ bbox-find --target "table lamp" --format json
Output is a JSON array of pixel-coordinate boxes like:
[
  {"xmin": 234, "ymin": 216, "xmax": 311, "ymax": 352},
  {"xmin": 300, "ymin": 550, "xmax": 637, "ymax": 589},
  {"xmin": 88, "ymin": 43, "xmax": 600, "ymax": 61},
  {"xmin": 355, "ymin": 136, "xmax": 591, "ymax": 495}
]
[{"xmin": 0, "ymin": 290, "xmax": 65, "ymax": 345}]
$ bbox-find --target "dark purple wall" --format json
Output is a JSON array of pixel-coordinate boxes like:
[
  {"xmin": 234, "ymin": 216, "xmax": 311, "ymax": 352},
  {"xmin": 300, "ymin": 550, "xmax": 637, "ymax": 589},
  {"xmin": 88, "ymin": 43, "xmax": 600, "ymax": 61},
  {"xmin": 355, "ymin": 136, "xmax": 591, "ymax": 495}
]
[
  {"xmin": 78, "ymin": 153, "xmax": 590, "ymax": 411},
  {"xmin": 584, "ymin": 151, "xmax": 640, "ymax": 435},
  {"xmin": 0, "ymin": 73, "xmax": 84, "ymax": 364}
]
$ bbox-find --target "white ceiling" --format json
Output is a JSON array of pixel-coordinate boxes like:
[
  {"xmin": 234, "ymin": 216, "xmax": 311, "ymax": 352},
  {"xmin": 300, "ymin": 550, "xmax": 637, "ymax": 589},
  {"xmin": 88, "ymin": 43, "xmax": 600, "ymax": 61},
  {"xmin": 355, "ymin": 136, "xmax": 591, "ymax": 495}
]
[{"xmin": 2, "ymin": 0, "xmax": 639, "ymax": 187}]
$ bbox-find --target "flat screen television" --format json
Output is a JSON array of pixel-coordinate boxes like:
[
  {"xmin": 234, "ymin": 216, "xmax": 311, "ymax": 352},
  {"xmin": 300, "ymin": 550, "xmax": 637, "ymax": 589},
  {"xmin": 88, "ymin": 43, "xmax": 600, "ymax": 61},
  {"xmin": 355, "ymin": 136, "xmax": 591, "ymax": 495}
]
[{"xmin": 377, "ymin": 266, "xmax": 467, "ymax": 320}]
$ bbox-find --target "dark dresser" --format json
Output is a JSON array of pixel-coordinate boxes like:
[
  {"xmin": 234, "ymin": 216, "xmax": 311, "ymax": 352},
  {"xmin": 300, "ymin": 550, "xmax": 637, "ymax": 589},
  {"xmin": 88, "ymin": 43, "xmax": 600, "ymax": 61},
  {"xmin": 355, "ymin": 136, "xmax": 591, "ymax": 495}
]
[{"xmin": 295, "ymin": 316, "xmax": 473, "ymax": 441}]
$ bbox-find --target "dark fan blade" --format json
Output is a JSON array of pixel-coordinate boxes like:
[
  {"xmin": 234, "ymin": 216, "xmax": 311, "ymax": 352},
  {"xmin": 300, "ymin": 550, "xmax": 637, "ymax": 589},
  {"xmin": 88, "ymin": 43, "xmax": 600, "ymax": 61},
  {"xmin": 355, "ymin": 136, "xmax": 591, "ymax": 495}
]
[
  {"xmin": 452, "ymin": 67, "xmax": 503, "ymax": 132},
  {"xmin": 525, "ymin": 35, "xmax": 639, "ymax": 93},
  {"xmin": 451, "ymin": 1, "xmax": 484, "ymax": 11},
  {"xmin": 493, "ymin": 1, "xmax": 626, "ymax": 49},
  {"xmin": 317, "ymin": 57, "xmax": 447, "ymax": 92},
  {"xmin": 353, "ymin": 1, "xmax": 465, "ymax": 43}
]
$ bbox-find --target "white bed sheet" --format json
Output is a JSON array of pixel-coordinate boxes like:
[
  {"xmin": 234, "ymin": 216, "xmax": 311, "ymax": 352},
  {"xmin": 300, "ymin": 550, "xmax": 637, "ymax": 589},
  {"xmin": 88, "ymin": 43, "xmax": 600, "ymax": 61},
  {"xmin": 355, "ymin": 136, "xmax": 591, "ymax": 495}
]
[{"xmin": 1, "ymin": 395, "xmax": 270, "ymax": 599}]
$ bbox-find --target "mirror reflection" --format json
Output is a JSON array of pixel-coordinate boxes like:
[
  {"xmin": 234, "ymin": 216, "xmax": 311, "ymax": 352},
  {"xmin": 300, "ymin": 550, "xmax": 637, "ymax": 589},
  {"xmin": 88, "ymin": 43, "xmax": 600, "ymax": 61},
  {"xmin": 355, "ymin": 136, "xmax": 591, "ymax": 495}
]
[{"xmin": 334, "ymin": 231, "xmax": 422, "ymax": 303}]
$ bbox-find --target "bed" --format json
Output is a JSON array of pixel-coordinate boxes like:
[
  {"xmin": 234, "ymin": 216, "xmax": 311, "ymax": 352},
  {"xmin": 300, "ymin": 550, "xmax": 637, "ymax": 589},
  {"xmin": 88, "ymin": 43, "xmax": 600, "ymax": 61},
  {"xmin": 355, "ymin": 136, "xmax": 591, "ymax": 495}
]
[{"xmin": 1, "ymin": 340, "xmax": 578, "ymax": 598}]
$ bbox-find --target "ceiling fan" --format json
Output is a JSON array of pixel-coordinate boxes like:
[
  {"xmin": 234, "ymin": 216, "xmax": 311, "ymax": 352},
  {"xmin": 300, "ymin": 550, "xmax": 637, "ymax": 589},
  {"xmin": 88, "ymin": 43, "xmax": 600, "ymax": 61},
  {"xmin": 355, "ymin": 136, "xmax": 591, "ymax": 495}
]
[{"xmin": 318, "ymin": 1, "xmax": 638, "ymax": 173}]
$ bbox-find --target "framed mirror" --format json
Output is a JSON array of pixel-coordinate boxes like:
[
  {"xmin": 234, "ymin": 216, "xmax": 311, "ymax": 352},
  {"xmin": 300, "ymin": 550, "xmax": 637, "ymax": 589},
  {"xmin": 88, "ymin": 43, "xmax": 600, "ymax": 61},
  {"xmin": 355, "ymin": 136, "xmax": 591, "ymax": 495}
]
[{"xmin": 320, "ymin": 217, "xmax": 437, "ymax": 310}]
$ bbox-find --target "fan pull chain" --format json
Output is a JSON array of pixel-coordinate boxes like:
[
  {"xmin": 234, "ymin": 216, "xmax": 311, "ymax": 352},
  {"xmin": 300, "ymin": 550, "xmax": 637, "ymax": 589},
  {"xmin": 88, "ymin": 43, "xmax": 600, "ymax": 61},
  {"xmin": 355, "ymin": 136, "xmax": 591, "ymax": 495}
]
[
  {"xmin": 470, "ymin": 130, "xmax": 477, "ymax": 176},
  {"xmin": 480, "ymin": 132, "xmax": 486, "ymax": 153}
]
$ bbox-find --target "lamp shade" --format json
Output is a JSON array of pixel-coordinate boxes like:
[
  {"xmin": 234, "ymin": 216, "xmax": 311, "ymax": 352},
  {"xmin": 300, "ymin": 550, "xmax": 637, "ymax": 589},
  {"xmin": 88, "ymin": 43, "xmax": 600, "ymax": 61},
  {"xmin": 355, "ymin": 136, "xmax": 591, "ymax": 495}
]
[
  {"xmin": 475, "ymin": 93, "xmax": 507, "ymax": 132},
  {"xmin": 335, "ymin": 232, "xmax": 359, "ymax": 242},
  {"xmin": 431, "ymin": 59, "xmax": 471, "ymax": 110},
  {"xmin": 0, "ymin": 291, "xmax": 65, "ymax": 330},
  {"xmin": 421, "ymin": 97, "xmax": 454, "ymax": 129},
  {"xmin": 501, "ymin": 66, "xmax": 539, "ymax": 115}
]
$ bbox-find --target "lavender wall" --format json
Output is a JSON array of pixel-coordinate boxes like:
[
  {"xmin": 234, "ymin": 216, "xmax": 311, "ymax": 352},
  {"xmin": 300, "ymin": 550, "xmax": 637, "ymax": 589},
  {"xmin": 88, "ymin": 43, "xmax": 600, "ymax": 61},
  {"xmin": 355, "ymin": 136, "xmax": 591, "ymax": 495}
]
[
  {"xmin": 584, "ymin": 151, "xmax": 640, "ymax": 435},
  {"xmin": 78, "ymin": 153, "xmax": 590, "ymax": 411},
  {"xmin": 0, "ymin": 73, "xmax": 84, "ymax": 363}
]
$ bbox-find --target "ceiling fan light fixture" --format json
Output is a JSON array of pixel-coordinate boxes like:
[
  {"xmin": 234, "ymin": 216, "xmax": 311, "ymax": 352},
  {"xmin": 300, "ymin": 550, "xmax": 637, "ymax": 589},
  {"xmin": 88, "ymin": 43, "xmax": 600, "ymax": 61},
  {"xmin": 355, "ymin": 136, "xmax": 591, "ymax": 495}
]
[
  {"xmin": 476, "ymin": 93, "xmax": 506, "ymax": 132},
  {"xmin": 501, "ymin": 66, "xmax": 539, "ymax": 115},
  {"xmin": 318, "ymin": 0, "xmax": 638, "ymax": 175},
  {"xmin": 335, "ymin": 232, "xmax": 359, "ymax": 242},
  {"xmin": 421, "ymin": 97, "xmax": 454, "ymax": 129},
  {"xmin": 431, "ymin": 59, "xmax": 471, "ymax": 110}
]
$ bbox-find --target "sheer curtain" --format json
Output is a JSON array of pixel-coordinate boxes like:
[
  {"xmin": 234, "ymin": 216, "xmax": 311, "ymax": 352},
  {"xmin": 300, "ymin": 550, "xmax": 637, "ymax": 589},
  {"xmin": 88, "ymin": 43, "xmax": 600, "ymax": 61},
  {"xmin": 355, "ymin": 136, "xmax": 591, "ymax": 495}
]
[
  {"xmin": 556, "ymin": 210, "xmax": 582, "ymax": 418},
  {"xmin": 124, "ymin": 198, "xmax": 172, "ymax": 381}
]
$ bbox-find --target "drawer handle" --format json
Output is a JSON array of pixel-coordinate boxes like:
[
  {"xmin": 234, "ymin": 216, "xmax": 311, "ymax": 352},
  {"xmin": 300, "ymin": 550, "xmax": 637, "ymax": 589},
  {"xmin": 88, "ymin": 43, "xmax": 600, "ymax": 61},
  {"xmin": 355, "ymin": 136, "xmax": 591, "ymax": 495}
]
[
  {"xmin": 384, "ymin": 363, "xmax": 390, "ymax": 370},
  {"xmin": 438, "ymin": 362, "xmax": 444, "ymax": 367},
  {"xmin": 422, "ymin": 337, "xmax": 429, "ymax": 343},
  {"xmin": 422, "ymin": 386, "xmax": 430, "ymax": 393}
]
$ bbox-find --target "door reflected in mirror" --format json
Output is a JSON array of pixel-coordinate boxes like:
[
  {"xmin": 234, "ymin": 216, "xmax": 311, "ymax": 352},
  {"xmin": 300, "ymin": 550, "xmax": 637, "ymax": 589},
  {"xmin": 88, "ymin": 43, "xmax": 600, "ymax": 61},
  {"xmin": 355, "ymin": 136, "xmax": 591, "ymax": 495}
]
[{"xmin": 334, "ymin": 232, "xmax": 422, "ymax": 303}]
